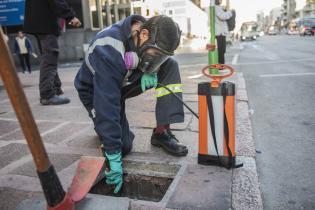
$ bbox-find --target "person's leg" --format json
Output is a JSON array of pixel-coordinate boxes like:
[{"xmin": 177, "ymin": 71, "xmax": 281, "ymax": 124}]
[
  {"xmin": 98, "ymin": 100, "xmax": 134, "ymax": 157},
  {"xmin": 38, "ymin": 34, "xmax": 69, "ymax": 105},
  {"xmin": 155, "ymin": 58, "xmax": 184, "ymax": 125},
  {"xmin": 151, "ymin": 58, "xmax": 188, "ymax": 156},
  {"xmin": 216, "ymin": 35, "xmax": 226, "ymax": 64},
  {"xmin": 18, "ymin": 54, "xmax": 26, "ymax": 73},
  {"xmin": 120, "ymin": 101, "xmax": 135, "ymax": 157},
  {"xmin": 221, "ymin": 35, "xmax": 226, "ymax": 63},
  {"xmin": 54, "ymin": 73, "xmax": 63, "ymax": 95},
  {"xmin": 38, "ymin": 34, "xmax": 58, "ymax": 99},
  {"xmin": 24, "ymin": 53, "xmax": 31, "ymax": 73}
]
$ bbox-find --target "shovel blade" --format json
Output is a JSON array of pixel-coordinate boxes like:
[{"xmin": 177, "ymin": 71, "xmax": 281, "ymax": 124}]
[{"xmin": 68, "ymin": 156, "xmax": 105, "ymax": 202}]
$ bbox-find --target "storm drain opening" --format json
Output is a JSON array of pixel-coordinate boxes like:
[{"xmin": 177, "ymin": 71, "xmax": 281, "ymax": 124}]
[{"xmin": 89, "ymin": 160, "xmax": 180, "ymax": 202}]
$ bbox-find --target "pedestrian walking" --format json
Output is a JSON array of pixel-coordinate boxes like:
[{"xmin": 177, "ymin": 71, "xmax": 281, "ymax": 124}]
[
  {"xmin": 75, "ymin": 15, "xmax": 187, "ymax": 194},
  {"xmin": 23, "ymin": 0, "xmax": 81, "ymax": 105},
  {"xmin": 215, "ymin": 0, "xmax": 233, "ymax": 64},
  {"xmin": 14, "ymin": 31, "xmax": 33, "ymax": 74}
]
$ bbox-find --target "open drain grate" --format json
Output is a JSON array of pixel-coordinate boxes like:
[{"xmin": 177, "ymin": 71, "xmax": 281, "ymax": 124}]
[{"xmin": 89, "ymin": 160, "xmax": 180, "ymax": 202}]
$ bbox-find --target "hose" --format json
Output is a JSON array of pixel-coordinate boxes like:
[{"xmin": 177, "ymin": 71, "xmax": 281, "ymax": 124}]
[{"xmin": 122, "ymin": 83, "xmax": 199, "ymax": 119}]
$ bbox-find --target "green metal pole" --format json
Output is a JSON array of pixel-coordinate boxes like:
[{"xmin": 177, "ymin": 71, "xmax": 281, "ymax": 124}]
[{"xmin": 209, "ymin": 0, "xmax": 219, "ymax": 74}]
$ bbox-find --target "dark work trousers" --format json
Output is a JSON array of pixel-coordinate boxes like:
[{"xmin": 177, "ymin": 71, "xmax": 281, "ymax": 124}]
[
  {"xmin": 77, "ymin": 58, "xmax": 185, "ymax": 157},
  {"xmin": 18, "ymin": 53, "xmax": 31, "ymax": 72},
  {"xmin": 36, "ymin": 34, "xmax": 62, "ymax": 99},
  {"xmin": 119, "ymin": 58, "xmax": 185, "ymax": 156},
  {"xmin": 216, "ymin": 35, "xmax": 227, "ymax": 64}
]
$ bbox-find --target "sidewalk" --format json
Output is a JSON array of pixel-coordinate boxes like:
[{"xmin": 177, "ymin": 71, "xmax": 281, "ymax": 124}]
[{"xmin": 0, "ymin": 44, "xmax": 263, "ymax": 210}]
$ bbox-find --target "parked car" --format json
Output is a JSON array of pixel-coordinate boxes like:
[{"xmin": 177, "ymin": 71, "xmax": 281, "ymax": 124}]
[
  {"xmin": 299, "ymin": 25, "xmax": 315, "ymax": 36},
  {"xmin": 296, "ymin": 17, "xmax": 315, "ymax": 36},
  {"xmin": 268, "ymin": 26, "xmax": 278, "ymax": 35},
  {"xmin": 287, "ymin": 29, "xmax": 299, "ymax": 35}
]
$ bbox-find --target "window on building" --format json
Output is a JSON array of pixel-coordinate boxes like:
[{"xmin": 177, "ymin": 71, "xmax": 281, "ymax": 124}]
[
  {"xmin": 101, "ymin": 0, "xmax": 114, "ymax": 26},
  {"xmin": 133, "ymin": 7, "xmax": 142, "ymax": 15},
  {"xmin": 89, "ymin": 0, "xmax": 100, "ymax": 28}
]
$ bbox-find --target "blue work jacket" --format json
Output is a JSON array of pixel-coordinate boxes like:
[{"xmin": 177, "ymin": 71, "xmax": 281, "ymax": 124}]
[{"xmin": 74, "ymin": 15, "xmax": 146, "ymax": 153}]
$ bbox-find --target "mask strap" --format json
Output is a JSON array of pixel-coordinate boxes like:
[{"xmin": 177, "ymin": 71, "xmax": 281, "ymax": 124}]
[{"xmin": 136, "ymin": 30, "xmax": 141, "ymax": 49}]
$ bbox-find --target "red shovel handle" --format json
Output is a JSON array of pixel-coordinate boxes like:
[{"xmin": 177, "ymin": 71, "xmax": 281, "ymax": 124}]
[{"xmin": 202, "ymin": 64, "xmax": 234, "ymax": 87}]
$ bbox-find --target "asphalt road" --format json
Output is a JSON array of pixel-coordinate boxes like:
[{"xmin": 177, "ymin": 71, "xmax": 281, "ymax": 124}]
[{"xmin": 237, "ymin": 35, "xmax": 315, "ymax": 210}]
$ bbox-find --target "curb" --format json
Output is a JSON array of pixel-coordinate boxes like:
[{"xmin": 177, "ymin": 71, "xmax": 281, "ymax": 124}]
[{"xmin": 231, "ymin": 72, "xmax": 263, "ymax": 210}]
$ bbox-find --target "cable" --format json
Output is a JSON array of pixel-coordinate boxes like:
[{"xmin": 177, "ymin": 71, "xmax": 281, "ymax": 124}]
[
  {"xmin": 122, "ymin": 83, "xmax": 199, "ymax": 119},
  {"xmin": 157, "ymin": 83, "xmax": 199, "ymax": 119}
]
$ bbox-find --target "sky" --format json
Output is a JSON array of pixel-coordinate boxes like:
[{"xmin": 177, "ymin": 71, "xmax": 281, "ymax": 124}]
[
  {"xmin": 199, "ymin": 0, "xmax": 305, "ymax": 30},
  {"xmin": 229, "ymin": 0, "xmax": 305, "ymax": 30},
  {"xmin": 149, "ymin": 0, "xmax": 306, "ymax": 31}
]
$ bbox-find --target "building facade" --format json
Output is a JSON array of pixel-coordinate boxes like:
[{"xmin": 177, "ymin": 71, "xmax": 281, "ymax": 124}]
[
  {"xmin": 270, "ymin": 7, "xmax": 282, "ymax": 27},
  {"xmin": 281, "ymin": 0, "xmax": 296, "ymax": 28},
  {"xmin": 161, "ymin": 0, "xmax": 208, "ymax": 38},
  {"xmin": 301, "ymin": 0, "xmax": 315, "ymax": 18},
  {"xmin": 256, "ymin": 11, "xmax": 265, "ymax": 30},
  {"xmin": 6, "ymin": 0, "xmax": 208, "ymax": 62}
]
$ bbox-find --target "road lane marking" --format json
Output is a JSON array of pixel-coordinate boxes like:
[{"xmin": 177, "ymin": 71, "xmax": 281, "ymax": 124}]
[
  {"xmin": 232, "ymin": 54, "xmax": 239, "ymax": 65},
  {"xmin": 236, "ymin": 58, "xmax": 314, "ymax": 66},
  {"xmin": 260, "ymin": 72, "xmax": 315, "ymax": 78},
  {"xmin": 180, "ymin": 63, "xmax": 207, "ymax": 68},
  {"xmin": 187, "ymin": 74, "xmax": 203, "ymax": 79}
]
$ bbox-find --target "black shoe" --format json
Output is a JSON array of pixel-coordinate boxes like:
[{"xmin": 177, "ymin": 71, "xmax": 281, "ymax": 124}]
[
  {"xmin": 151, "ymin": 129, "xmax": 188, "ymax": 156},
  {"xmin": 40, "ymin": 95, "xmax": 70, "ymax": 105},
  {"xmin": 55, "ymin": 89, "xmax": 64, "ymax": 95}
]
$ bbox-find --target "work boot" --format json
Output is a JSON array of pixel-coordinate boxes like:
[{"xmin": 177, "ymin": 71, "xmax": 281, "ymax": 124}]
[
  {"xmin": 151, "ymin": 128, "xmax": 188, "ymax": 156},
  {"xmin": 40, "ymin": 95, "xmax": 70, "ymax": 105},
  {"xmin": 55, "ymin": 88, "xmax": 64, "ymax": 96}
]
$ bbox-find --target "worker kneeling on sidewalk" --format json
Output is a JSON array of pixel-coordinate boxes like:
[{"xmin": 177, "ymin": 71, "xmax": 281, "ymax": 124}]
[{"xmin": 74, "ymin": 15, "xmax": 188, "ymax": 193}]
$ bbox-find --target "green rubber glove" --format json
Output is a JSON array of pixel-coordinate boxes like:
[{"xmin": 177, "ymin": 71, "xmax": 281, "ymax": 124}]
[
  {"xmin": 141, "ymin": 72, "xmax": 158, "ymax": 92},
  {"xmin": 104, "ymin": 152, "xmax": 123, "ymax": 194}
]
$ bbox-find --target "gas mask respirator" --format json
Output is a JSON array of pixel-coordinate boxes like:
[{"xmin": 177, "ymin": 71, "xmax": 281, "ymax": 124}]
[
  {"xmin": 124, "ymin": 48, "xmax": 169, "ymax": 73},
  {"xmin": 124, "ymin": 15, "xmax": 181, "ymax": 73}
]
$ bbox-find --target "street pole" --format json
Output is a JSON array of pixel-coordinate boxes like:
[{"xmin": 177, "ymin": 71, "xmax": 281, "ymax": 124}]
[
  {"xmin": 209, "ymin": 0, "xmax": 219, "ymax": 74},
  {"xmin": 0, "ymin": 28, "xmax": 71, "ymax": 209},
  {"xmin": 226, "ymin": 0, "xmax": 230, "ymax": 10}
]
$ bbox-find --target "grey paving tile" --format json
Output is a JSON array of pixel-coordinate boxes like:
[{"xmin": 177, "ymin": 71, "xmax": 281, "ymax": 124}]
[
  {"xmin": 131, "ymin": 128, "xmax": 152, "ymax": 153},
  {"xmin": 67, "ymin": 130, "xmax": 101, "ymax": 149},
  {"xmin": 0, "ymin": 120, "xmax": 20, "ymax": 137},
  {"xmin": 127, "ymin": 111, "xmax": 191, "ymax": 130},
  {"xmin": 167, "ymin": 164, "xmax": 232, "ymax": 210},
  {"xmin": 43, "ymin": 123, "xmax": 88, "ymax": 144},
  {"xmin": 0, "ymin": 121, "xmax": 61, "ymax": 141},
  {"xmin": 10, "ymin": 153, "xmax": 81, "ymax": 177},
  {"xmin": 182, "ymin": 94, "xmax": 198, "ymax": 102},
  {"xmin": 0, "ymin": 188, "xmax": 43, "ymax": 210},
  {"xmin": 0, "ymin": 106, "xmax": 90, "ymax": 123},
  {"xmin": 0, "ymin": 143, "xmax": 29, "ymax": 168}
]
